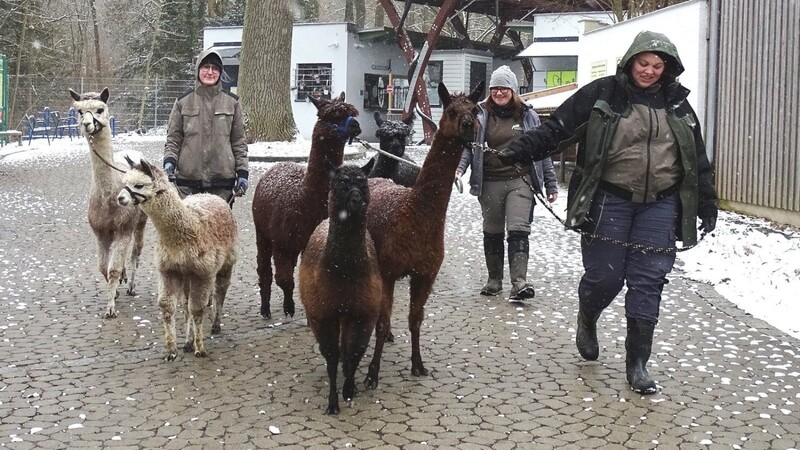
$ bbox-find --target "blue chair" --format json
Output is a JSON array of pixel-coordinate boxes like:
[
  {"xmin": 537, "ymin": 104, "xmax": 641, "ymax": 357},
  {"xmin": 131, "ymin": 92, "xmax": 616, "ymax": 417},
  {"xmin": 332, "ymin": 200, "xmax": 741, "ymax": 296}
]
[{"xmin": 26, "ymin": 108, "xmax": 52, "ymax": 145}]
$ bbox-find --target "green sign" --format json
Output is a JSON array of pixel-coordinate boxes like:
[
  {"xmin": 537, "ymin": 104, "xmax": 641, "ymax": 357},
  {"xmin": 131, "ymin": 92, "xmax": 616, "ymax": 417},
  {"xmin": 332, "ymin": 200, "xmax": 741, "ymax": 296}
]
[
  {"xmin": 0, "ymin": 54, "xmax": 7, "ymax": 131},
  {"xmin": 546, "ymin": 71, "xmax": 576, "ymax": 88}
]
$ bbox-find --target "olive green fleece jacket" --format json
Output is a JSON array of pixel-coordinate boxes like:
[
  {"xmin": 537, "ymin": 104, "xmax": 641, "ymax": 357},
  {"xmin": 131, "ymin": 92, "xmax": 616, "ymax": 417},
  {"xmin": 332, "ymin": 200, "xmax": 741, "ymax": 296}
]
[{"xmin": 164, "ymin": 49, "xmax": 248, "ymax": 188}]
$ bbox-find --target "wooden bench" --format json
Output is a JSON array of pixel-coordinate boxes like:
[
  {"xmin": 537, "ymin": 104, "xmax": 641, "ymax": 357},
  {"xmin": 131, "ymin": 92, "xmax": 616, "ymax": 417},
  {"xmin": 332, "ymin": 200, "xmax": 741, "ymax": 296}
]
[{"xmin": 0, "ymin": 130, "xmax": 23, "ymax": 147}]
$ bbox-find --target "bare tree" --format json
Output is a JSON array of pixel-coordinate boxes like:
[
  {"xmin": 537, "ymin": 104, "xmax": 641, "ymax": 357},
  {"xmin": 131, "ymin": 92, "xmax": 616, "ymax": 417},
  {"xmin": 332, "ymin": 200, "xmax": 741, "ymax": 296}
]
[{"xmin": 238, "ymin": 0, "xmax": 296, "ymax": 141}]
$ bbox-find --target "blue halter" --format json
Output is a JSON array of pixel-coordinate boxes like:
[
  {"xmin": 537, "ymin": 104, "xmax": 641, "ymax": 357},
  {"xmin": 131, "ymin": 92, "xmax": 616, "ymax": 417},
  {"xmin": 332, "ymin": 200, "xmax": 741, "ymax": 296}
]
[{"xmin": 325, "ymin": 116, "xmax": 355, "ymax": 144}]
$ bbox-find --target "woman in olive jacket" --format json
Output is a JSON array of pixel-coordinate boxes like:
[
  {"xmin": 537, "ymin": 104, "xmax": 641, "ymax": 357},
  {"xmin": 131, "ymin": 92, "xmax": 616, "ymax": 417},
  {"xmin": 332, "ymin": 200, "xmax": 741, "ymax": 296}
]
[
  {"xmin": 499, "ymin": 31, "xmax": 718, "ymax": 394},
  {"xmin": 163, "ymin": 49, "xmax": 249, "ymax": 206}
]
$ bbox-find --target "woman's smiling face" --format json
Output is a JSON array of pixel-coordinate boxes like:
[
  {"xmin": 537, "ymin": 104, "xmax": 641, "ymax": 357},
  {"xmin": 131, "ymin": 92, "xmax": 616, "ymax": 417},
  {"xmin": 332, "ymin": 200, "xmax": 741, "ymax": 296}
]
[{"xmin": 630, "ymin": 52, "xmax": 665, "ymax": 89}]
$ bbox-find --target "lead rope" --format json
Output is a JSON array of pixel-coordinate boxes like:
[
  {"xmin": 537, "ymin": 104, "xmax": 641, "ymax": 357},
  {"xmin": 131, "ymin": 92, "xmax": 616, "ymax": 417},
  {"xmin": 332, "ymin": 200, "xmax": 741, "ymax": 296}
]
[{"xmin": 474, "ymin": 142, "xmax": 706, "ymax": 254}]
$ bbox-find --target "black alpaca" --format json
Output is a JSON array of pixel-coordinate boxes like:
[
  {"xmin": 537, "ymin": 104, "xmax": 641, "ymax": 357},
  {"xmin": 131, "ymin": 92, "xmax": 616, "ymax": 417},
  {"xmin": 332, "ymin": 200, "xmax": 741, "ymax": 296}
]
[
  {"xmin": 298, "ymin": 158, "xmax": 384, "ymax": 415},
  {"xmin": 366, "ymin": 111, "xmax": 420, "ymax": 187}
]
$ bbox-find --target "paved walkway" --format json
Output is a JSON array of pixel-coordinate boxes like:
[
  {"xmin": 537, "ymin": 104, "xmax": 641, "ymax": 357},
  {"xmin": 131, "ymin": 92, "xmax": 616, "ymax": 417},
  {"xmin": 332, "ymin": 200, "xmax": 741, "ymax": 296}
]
[{"xmin": 0, "ymin": 141, "xmax": 798, "ymax": 449}]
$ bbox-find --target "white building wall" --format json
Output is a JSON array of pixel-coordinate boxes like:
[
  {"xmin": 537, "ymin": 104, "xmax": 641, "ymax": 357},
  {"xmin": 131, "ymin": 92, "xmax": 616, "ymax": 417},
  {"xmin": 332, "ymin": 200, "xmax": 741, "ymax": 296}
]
[
  {"xmin": 204, "ymin": 26, "xmax": 242, "ymax": 48},
  {"xmin": 578, "ymin": 0, "xmax": 709, "ymax": 127}
]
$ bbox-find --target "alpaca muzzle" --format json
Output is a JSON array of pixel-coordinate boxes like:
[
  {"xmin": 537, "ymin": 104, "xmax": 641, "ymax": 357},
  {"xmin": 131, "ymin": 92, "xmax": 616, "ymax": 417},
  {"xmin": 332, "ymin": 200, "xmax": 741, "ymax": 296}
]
[{"xmin": 121, "ymin": 186, "xmax": 148, "ymax": 206}]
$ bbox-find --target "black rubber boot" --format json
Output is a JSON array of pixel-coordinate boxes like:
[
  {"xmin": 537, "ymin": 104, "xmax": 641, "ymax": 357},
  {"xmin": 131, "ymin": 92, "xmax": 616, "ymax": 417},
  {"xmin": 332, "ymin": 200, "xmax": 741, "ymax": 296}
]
[
  {"xmin": 507, "ymin": 232, "xmax": 534, "ymax": 301},
  {"xmin": 480, "ymin": 233, "xmax": 504, "ymax": 296},
  {"xmin": 625, "ymin": 318, "xmax": 658, "ymax": 395},
  {"xmin": 576, "ymin": 303, "xmax": 602, "ymax": 361}
]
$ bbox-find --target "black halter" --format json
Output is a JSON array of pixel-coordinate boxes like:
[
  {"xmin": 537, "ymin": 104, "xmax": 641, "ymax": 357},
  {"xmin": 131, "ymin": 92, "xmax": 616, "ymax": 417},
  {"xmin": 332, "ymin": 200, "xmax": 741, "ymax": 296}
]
[
  {"xmin": 82, "ymin": 111, "xmax": 106, "ymax": 136},
  {"xmin": 123, "ymin": 186, "xmax": 149, "ymax": 205}
]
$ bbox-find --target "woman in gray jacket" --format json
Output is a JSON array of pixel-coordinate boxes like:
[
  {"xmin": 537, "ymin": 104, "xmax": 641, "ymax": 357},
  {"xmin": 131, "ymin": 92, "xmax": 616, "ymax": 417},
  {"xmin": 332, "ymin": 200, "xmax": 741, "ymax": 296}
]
[
  {"xmin": 456, "ymin": 65, "xmax": 558, "ymax": 302},
  {"xmin": 163, "ymin": 49, "xmax": 249, "ymax": 207}
]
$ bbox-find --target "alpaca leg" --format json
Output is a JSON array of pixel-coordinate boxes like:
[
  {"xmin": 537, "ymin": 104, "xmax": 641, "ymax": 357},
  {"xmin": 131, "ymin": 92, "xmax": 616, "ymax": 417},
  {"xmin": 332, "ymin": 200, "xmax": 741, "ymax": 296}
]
[
  {"xmin": 211, "ymin": 263, "xmax": 233, "ymax": 335},
  {"xmin": 342, "ymin": 318, "xmax": 376, "ymax": 402},
  {"xmin": 126, "ymin": 215, "xmax": 147, "ymax": 296},
  {"xmin": 314, "ymin": 323, "xmax": 341, "ymax": 415},
  {"xmin": 182, "ymin": 283, "xmax": 195, "ymax": 353},
  {"xmin": 255, "ymin": 226, "xmax": 274, "ymax": 318},
  {"xmin": 104, "ymin": 238, "xmax": 130, "ymax": 319},
  {"xmin": 188, "ymin": 278, "xmax": 212, "ymax": 357},
  {"xmin": 365, "ymin": 282, "xmax": 395, "ymax": 389},
  {"xmin": 408, "ymin": 276, "xmax": 434, "ymax": 377},
  {"xmin": 158, "ymin": 275, "xmax": 181, "ymax": 361},
  {"xmin": 273, "ymin": 252, "xmax": 297, "ymax": 318}
]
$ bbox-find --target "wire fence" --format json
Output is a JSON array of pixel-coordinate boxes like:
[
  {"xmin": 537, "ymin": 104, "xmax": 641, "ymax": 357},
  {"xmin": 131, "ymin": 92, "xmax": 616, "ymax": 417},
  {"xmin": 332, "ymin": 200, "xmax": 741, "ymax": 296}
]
[{"xmin": 8, "ymin": 76, "xmax": 195, "ymax": 134}]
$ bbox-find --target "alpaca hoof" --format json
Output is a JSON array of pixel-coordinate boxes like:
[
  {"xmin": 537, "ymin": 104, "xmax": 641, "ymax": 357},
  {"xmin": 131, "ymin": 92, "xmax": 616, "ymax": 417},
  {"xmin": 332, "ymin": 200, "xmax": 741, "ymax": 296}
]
[
  {"xmin": 342, "ymin": 384, "xmax": 356, "ymax": 401},
  {"xmin": 104, "ymin": 309, "xmax": 117, "ymax": 319},
  {"xmin": 211, "ymin": 324, "xmax": 221, "ymax": 335},
  {"xmin": 386, "ymin": 331, "xmax": 395, "ymax": 343},
  {"xmin": 165, "ymin": 353, "xmax": 177, "ymax": 362},
  {"xmin": 183, "ymin": 342, "xmax": 194, "ymax": 353},
  {"xmin": 325, "ymin": 404, "xmax": 340, "ymax": 415},
  {"xmin": 411, "ymin": 365, "xmax": 429, "ymax": 377},
  {"xmin": 260, "ymin": 305, "xmax": 271, "ymax": 319},
  {"xmin": 364, "ymin": 373, "xmax": 379, "ymax": 390},
  {"xmin": 126, "ymin": 287, "xmax": 135, "ymax": 296},
  {"xmin": 194, "ymin": 350, "xmax": 208, "ymax": 358}
]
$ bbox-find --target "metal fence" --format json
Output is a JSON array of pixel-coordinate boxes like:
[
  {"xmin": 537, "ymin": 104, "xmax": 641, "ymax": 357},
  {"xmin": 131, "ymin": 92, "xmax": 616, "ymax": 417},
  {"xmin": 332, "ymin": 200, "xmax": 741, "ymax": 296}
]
[{"xmin": 7, "ymin": 76, "xmax": 195, "ymax": 134}]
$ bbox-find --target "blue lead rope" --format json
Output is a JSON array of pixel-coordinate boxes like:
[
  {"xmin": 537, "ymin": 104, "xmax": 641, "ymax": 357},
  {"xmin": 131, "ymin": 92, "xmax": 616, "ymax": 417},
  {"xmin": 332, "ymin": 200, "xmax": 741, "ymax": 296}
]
[{"xmin": 326, "ymin": 116, "xmax": 355, "ymax": 144}]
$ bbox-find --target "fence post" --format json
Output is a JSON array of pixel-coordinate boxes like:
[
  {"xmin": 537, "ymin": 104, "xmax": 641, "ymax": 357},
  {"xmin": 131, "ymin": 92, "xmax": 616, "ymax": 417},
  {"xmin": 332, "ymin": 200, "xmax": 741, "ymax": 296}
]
[{"xmin": 153, "ymin": 77, "xmax": 158, "ymax": 131}]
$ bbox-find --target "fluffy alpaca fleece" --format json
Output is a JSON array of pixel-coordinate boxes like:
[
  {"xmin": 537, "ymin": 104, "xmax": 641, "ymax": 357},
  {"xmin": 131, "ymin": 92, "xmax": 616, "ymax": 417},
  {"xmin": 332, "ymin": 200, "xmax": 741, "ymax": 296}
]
[
  {"xmin": 117, "ymin": 158, "xmax": 237, "ymax": 361},
  {"xmin": 70, "ymin": 87, "xmax": 147, "ymax": 319}
]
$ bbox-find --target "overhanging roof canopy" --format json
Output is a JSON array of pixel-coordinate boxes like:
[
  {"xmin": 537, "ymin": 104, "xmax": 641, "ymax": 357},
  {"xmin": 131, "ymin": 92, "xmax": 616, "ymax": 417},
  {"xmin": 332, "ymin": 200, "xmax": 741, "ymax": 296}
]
[{"xmin": 402, "ymin": 0, "xmax": 605, "ymax": 21}]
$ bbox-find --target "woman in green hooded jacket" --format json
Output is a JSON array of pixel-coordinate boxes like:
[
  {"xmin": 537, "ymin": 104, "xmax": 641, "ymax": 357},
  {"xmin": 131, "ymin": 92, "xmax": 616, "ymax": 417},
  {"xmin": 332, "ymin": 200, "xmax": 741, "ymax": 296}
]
[{"xmin": 498, "ymin": 31, "xmax": 718, "ymax": 394}]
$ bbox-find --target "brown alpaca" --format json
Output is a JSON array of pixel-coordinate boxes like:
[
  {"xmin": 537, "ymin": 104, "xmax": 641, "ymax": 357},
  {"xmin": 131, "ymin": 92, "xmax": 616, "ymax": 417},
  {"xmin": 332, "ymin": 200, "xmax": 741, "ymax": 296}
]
[
  {"xmin": 363, "ymin": 81, "xmax": 484, "ymax": 388},
  {"xmin": 252, "ymin": 93, "xmax": 361, "ymax": 319},
  {"xmin": 366, "ymin": 111, "xmax": 420, "ymax": 187},
  {"xmin": 69, "ymin": 88, "xmax": 147, "ymax": 319},
  {"xmin": 299, "ymin": 158, "xmax": 382, "ymax": 415},
  {"xmin": 117, "ymin": 158, "xmax": 237, "ymax": 361}
]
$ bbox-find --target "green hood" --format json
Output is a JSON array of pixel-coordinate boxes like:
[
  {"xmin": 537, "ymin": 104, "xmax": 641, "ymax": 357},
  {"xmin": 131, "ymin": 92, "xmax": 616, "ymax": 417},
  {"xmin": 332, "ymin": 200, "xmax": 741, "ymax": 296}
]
[{"xmin": 618, "ymin": 30, "xmax": 684, "ymax": 81}]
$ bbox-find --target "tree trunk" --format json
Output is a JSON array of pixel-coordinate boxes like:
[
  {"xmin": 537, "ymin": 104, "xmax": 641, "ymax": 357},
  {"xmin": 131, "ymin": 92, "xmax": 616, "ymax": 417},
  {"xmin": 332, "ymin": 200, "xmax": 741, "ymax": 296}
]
[
  {"xmin": 90, "ymin": 0, "xmax": 102, "ymax": 76},
  {"xmin": 239, "ymin": 0, "xmax": 296, "ymax": 141},
  {"xmin": 9, "ymin": 3, "xmax": 29, "ymax": 124},
  {"xmin": 136, "ymin": 0, "xmax": 163, "ymax": 131}
]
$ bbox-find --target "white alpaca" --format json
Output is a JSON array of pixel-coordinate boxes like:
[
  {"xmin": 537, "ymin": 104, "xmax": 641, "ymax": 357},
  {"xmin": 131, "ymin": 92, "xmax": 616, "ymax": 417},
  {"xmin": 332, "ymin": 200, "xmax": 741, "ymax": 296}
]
[
  {"xmin": 70, "ymin": 88, "xmax": 147, "ymax": 319},
  {"xmin": 117, "ymin": 158, "xmax": 238, "ymax": 361}
]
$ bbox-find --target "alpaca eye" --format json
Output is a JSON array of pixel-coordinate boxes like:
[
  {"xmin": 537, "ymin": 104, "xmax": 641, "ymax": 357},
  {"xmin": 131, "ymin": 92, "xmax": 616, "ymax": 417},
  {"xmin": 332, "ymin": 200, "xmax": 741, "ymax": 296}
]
[
  {"xmin": 134, "ymin": 184, "xmax": 144, "ymax": 189},
  {"xmin": 77, "ymin": 109, "xmax": 83, "ymax": 114},
  {"xmin": 97, "ymin": 108, "xmax": 104, "ymax": 114}
]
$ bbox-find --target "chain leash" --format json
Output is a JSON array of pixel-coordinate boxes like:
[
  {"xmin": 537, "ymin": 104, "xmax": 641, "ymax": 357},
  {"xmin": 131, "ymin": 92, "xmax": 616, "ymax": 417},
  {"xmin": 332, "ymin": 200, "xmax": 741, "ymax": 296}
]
[{"xmin": 474, "ymin": 143, "xmax": 705, "ymax": 254}]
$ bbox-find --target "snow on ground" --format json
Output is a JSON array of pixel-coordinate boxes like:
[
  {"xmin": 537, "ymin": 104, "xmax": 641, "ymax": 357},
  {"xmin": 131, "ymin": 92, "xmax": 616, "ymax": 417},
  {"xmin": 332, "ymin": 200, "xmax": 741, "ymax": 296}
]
[{"xmin": 2, "ymin": 133, "xmax": 799, "ymax": 340}]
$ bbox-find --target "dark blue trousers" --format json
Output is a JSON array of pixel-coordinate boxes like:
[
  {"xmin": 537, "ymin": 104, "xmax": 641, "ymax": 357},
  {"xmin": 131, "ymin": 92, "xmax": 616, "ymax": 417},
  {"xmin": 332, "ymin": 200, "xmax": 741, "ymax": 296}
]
[{"xmin": 578, "ymin": 191, "xmax": 679, "ymax": 324}]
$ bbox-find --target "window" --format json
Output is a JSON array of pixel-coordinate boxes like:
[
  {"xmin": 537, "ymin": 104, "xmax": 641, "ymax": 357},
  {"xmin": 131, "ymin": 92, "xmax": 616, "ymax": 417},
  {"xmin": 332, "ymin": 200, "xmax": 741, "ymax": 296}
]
[
  {"xmin": 296, "ymin": 63, "xmax": 332, "ymax": 101},
  {"xmin": 364, "ymin": 74, "xmax": 410, "ymax": 112},
  {"xmin": 426, "ymin": 61, "xmax": 443, "ymax": 107}
]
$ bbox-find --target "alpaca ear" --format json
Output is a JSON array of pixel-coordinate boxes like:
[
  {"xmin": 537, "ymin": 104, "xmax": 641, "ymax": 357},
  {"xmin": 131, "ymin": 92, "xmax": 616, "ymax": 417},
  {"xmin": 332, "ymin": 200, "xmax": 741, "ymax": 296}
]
[
  {"xmin": 100, "ymin": 88, "xmax": 110, "ymax": 104},
  {"xmin": 124, "ymin": 155, "xmax": 136, "ymax": 168},
  {"xmin": 139, "ymin": 158, "xmax": 155, "ymax": 178},
  {"xmin": 309, "ymin": 94, "xmax": 323, "ymax": 110},
  {"xmin": 468, "ymin": 81, "xmax": 485, "ymax": 104},
  {"xmin": 69, "ymin": 89, "xmax": 81, "ymax": 102},
  {"xmin": 361, "ymin": 157, "xmax": 375, "ymax": 175},
  {"xmin": 374, "ymin": 111, "xmax": 384, "ymax": 127},
  {"xmin": 438, "ymin": 82, "xmax": 452, "ymax": 108},
  {"xmin": 337, "ymin": 92, "xmax": 346, "ymax": 102},
  {"xmin": 324, "ymin": 157, "xmax": 337, "ymax": 178}
]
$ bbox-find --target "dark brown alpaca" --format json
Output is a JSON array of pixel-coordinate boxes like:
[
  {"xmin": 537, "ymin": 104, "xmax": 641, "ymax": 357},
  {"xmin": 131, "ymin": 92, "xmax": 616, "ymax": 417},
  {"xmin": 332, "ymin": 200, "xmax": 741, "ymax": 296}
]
[
  {"xmin": 364, "ymin": 81, "xmax": 484, "ymax": 388},
  {"xmin": 299, "ymin": 158, "xmax": 382, "ymax": 415},
  {"xmin": 252, "ymin": 93, "xmax": 361, "ymax": 319},
  {"xmin": 366, "ymin": 111, "xmax": 420, "ymax": 187}
]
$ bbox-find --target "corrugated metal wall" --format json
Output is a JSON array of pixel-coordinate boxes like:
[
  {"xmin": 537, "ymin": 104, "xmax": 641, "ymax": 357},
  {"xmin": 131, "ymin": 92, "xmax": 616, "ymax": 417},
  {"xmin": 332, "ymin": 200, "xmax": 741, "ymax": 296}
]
[{"xmin": 716, "ymin": 0, "xmax": 800, "ymax": 223}]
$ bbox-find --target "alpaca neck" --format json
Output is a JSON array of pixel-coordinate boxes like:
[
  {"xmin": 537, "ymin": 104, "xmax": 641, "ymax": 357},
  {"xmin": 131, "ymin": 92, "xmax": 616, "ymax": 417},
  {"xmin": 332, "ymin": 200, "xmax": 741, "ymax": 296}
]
[
  {"xmin": 410, "ymin": 135, "xmax": 463, "ymax": 210},
  {"xmin": 305, "ymin": 124, "xmax": 346, "ymax": 193},
  {"xmin": 370, "ymin": 155, "xmax": 399, "ymax": 177},
  {"xmin": 323, "ymin": 215, "xmax": 370, "ymax": 276},
  {"xmin": 86, "ymin": 130, "xmax": 119, "ymax": 195},
  {"xmin": 141, "ymin": 188, "xmax": 200, "ymax": 246}
]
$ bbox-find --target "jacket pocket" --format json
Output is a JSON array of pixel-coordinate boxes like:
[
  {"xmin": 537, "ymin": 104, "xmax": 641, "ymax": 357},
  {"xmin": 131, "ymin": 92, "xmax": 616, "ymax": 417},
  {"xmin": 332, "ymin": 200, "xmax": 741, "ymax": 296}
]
[
  {"xmin": 213, "ymin": 106, "xmax": 234, "ymax": 135},
  {"xmin": 181, "ymin": 107, "xmax": 201, "ymax": 137}
]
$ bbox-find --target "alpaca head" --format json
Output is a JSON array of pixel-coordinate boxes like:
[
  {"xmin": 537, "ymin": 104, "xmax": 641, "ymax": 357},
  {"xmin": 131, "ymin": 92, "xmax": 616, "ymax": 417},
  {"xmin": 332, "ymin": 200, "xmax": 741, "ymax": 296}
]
[
  {"xmin": 435, "ymin": 81, "xmax": 484, "ymax": 143},
  {"xmin": 69, "ymin": 87, "xmax": 111, "ymax": 136},
  {"xmin": 117, "ymin": 157, "xmax": 169, "ymax": 207},
  {"xmin": 325, "ymin": 157, "xmax": 374, "ymax": 222},
  {"xmin": 374, "ymin": 111, "xmax": 414, "ymax": 157},
  {"xmin": 311, "ymin": 92, "xmax": 362, "ymax": 143}
]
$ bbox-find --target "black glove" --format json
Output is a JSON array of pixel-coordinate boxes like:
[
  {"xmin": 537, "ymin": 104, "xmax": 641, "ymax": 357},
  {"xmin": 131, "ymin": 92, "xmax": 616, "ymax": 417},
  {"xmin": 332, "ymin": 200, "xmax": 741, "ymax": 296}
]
[
  {"xmin": 164, "ymin": 161, "xmax": 176, "ymax": 182},
  {"xmin": 234, "ymin": 177, "xmax": 249, "ymax": 196},
  {"xmin": 497, "ymin": 139, "xmax": 532, "ymax": 166},
  {"xmin": 698, "ymin": 204, "xmax": 717, "ymax": 233}
]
